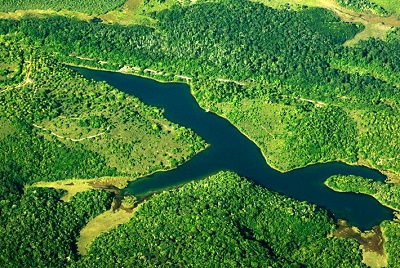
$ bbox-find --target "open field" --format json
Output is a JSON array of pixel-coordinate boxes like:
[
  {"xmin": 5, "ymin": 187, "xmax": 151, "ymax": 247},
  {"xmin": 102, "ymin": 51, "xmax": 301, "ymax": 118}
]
[
  {"xmin": 77, "ymin": 204, "xmax": 142, "ymax": 255},
  {"xmin": 369, "ymin": 0, "xmax": 400, "ymax": 16},
  {"xmin": 30, "ymin": 177, "xmax": 132, "ymax": 201}
]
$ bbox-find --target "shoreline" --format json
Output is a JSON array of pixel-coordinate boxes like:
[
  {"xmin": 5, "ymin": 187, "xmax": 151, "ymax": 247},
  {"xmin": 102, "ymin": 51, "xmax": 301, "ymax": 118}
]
[
  {"xmin": 66, "ymin": 62, "xmax": 192, "ymax": 85},
  {"xmin": 324, "ymin": 181, "xmax": 400, "ymax": 213}
]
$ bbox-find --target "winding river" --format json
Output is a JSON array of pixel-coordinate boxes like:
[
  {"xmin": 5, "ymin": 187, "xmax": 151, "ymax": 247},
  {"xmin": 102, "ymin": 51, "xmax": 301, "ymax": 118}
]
[{"xmin": 73, "ymin": 67, "xmax": 393, "ymax": 231}]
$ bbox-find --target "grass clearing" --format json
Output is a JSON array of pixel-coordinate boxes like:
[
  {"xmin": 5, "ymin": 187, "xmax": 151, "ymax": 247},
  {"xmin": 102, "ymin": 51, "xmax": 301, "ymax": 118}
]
[
  {"xmin": 77, "ymin": 205, "xmax": 141, "ymax": 255},
  {"xmin": 0, "ymin": 9, "xmax": 92, "ymax": 21},
  {"xmin": 30, "ymin": 177, "xmax": 132, "ymax": 201},
  {"xmin": 363, "ymin": 251, "xmax": 388, "ymax": 268},
  {"xmin": 372, "ymin": 0, "xmax": 400, "ymax": 16},
  {"xmin": 100, "ymin": 0, "xmax": 178, "ymax": 25}
]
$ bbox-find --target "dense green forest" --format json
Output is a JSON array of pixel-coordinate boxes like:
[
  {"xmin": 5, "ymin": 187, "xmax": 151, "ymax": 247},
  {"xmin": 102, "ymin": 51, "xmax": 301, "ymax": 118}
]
[
  {"xmin": 0, "ymin": 188, "xmax": 113, "ymax": 267},
  {"xmin": 0, "ymin": 0, "xmax": 125, "ymax": 14},
  {"xmin": 76, "ymin": 171, "xmax": 364, "ymax": 267},
  {"xmin": 1, "ymin": 0, "xmax": 399, "ymax": 171},
  {"xmin": 1, "ymin": 0, "xmax": 400, "ymax": 266}
]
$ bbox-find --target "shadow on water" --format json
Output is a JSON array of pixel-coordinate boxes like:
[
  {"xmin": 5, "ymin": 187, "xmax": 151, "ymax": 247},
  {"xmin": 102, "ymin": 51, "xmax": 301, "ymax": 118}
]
[{"xmin": 72, "ymin": 67, "xmax": 394, "ymax": 230}]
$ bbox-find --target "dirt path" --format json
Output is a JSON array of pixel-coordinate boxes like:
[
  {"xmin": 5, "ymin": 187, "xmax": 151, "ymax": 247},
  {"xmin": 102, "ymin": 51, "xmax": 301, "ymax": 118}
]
[{"xmin": 32, "ymin": 123, "xmax": 109, "ymax": 142}]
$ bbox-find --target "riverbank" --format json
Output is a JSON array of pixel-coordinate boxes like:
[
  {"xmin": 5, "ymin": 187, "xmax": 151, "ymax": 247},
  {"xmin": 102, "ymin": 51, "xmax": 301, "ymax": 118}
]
[{"xmin": 66, "ymin": 61, "xmax": 192, "ymax": 85}]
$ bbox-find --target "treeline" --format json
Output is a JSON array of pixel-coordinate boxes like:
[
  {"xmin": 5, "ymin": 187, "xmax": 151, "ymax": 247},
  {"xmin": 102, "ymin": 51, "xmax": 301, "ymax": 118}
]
[
  {"xmin": 0, "ymin": 187, "xmax": 113, "ymax": 267},
  {"xmin": 0, "ymin": 0, "xmax": 125, "ymax": 14},
  {"xmin": 76, "ymin": 171, "xmax": 364, "ymax": 267},
  {"xmin": 325, "ymin": 175, "xmax": 400, "ymax": 210}
]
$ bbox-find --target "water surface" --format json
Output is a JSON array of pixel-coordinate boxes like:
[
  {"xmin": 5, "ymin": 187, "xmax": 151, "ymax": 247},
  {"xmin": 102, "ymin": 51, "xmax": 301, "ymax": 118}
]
[{"xmin": 73, "ymin": 67, "xmax": 393, "ymax": 230}]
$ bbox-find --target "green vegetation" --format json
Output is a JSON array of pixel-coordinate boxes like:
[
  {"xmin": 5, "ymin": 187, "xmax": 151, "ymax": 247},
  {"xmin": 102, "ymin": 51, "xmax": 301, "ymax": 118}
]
[
  {"xmin": 325, "ymin": 175, "xmax": 400, "ymax": 210},
  {"xmin": 335, "ymin": 0, "xmax": 388, "ymax": 15},
  {"xmin": 1, "ymin": 0, "xmax": 400, "ymax": 266},
  {"xmin": 0, "ymin": 187, "xmax": 113, "ymax": 267},
  {"xmin": 372, "ymin": 0, "xmax": 400, "ymax": 15},
  {"xmin": 0, "ymin": 25, "xmax": 206, "ymax": 267},
  {"xmin": 76, "ymin": 171, "xmax": 364, "ymax": 267},
  {"xmin": 281, "ymin": 105, "xmax": 358, "ymax": 168},
  {"xmin": 0, "ymin": 0, "xmax": 126, "ymax": 14}
]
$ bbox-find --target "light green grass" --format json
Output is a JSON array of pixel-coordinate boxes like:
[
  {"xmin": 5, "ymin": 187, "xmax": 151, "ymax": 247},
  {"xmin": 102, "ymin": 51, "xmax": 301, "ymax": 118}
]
[{"xmin": 372, "ymin": 0, "xmax": 400, "ymax": 16}]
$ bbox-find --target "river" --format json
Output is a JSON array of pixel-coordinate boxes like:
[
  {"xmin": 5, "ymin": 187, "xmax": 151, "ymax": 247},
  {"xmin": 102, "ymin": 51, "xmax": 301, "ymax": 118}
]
[{"xmin": 72, "ymin": 66, "xmax": 393, "ymax": 231}]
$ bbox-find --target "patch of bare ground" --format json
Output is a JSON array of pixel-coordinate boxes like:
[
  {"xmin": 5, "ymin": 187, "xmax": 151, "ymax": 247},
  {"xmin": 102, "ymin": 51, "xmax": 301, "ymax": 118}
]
[{"xmin": 334, "ymin": 220, "xmax": 387, "ymax": 268}]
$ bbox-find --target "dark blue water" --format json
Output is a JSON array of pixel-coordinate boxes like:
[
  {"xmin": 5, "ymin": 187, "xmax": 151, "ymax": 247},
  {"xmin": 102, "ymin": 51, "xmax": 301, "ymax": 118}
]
[{"xmin": 73, "ymin": 67, "xmax": 394, "ymax": 230}]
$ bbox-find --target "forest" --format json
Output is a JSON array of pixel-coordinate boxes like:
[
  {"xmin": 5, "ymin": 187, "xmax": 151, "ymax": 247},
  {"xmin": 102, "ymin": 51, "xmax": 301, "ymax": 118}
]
[
  {"xmin": 1, "ymin": 0, "xmax": 399, "ymax": 172},
  {"xmin": 76, "ymin": 171, "xmax": 365, "ymax": 267},
  {"xmin": 1, "ymin": 0, "xmax": 400, "ymax": 266}
]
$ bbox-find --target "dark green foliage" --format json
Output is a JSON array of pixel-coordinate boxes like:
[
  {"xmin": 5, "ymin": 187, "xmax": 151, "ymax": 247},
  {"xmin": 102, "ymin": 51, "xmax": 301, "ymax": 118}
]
[
  {"xmin": 76, "ymin": 172, "xmax": 364, "ymax": 267},
  {"xmin": 0, "ymin": 120, "xmax": 116, "ymax": 185},
  {"xmin": 0, "ymin": 1, "xmax": 400, "ymax": 266},
  {"xmin": 354, "ymin": 108, "xmax": 400, "ymax": 172},
  {"xmin": 0, "ymin": 187, "xmax": 113, "ymax": 267},
  {"xmin": 155, "ymin": 1, "xmax": 359, "ymax": 81},
  {"xmin": 0, "ymin": 0, "xmax": 125, "ymax": 14}
]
